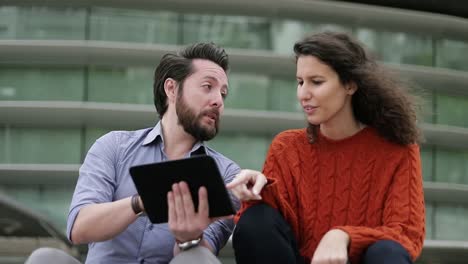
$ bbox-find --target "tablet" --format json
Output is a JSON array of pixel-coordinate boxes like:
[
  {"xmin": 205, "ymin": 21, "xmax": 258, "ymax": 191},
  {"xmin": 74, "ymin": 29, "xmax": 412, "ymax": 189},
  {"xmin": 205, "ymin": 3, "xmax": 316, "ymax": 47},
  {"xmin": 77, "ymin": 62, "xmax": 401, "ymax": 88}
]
[{"xmin": 130, "ymin": 155, "xmax": 235, "ymax": 224}]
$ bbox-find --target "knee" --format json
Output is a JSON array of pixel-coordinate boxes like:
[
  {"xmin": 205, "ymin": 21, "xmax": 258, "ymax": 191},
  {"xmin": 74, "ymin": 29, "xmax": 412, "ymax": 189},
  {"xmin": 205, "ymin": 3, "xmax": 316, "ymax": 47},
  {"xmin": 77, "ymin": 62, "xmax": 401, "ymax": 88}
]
[
  {"xmin": 26, "ymin": 247, "xmax": 80, "ymax": 264},
  {"xmin": 235, "ymin": 203, "xmax": 279, "ymax": 234},
  {"xmin": 28, "ymin": 248, "xmax": 60, "ymax": 260},
  {"xmin": 234, "ymin": 203, "xmax": 280, "ymax": 245},
  {"xmin": 363, "ymin": 240, "xmax": 411, "ymax": 264},
  {"xmin": 26, "ymin": 248, "xmax": 63, "ymax": 263},
  {"xmin": 170, "ymin": 247, "xmax": 220, "ymax": 264}
]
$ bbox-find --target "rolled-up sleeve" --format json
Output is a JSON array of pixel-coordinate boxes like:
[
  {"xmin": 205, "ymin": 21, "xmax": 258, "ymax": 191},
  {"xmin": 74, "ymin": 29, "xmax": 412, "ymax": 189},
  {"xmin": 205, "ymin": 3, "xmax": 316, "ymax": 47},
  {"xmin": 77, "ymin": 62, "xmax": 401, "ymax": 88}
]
[
  {"xmin": 66, "ymin": 132, "xmax": 120, "ymax": 241},
  {"xmin": 203, "ymin": 161, "xmax": 241, "ymax": 255}
]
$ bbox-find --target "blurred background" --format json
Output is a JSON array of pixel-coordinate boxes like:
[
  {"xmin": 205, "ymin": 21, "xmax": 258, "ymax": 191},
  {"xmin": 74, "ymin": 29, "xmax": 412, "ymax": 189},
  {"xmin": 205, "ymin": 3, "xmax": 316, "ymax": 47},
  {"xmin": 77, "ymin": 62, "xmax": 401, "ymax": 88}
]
[{"xmin": 0, "ymin": 0, "xmax": 467, "ymax": 263}]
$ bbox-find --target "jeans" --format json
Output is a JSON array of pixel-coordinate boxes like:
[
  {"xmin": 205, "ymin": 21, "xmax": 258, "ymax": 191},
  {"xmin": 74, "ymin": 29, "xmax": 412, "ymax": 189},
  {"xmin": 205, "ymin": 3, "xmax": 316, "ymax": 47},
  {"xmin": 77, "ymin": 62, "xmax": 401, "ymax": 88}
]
[{"xmin": 233, "ymin": 203, "xmax": 412, "ymax": 264}]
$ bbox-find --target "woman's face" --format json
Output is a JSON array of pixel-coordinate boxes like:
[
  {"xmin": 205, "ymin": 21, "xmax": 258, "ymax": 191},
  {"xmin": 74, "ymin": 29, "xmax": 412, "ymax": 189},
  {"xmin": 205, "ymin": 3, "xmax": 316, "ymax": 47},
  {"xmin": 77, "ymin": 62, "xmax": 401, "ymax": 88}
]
[{"xmin": 296, "ymin": 55, "xmax": 356, "ymax": 126}]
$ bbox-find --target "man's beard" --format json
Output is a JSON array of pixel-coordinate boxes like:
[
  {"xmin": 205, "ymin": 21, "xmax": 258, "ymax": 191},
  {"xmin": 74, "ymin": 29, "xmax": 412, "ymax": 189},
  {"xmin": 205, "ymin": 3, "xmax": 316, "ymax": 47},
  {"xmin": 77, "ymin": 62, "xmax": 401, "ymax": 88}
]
[{"xmin": 176, "ymin": 93, "xmax": 220, "ymax": 141}]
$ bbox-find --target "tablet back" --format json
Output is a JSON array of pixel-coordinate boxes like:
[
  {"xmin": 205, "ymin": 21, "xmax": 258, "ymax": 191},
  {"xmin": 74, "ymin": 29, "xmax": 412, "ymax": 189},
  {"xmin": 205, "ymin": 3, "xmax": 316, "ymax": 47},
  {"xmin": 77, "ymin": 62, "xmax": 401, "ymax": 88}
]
[{"xmin": 130, "ymin": 155, "xmax": 235, "ymax": 224}]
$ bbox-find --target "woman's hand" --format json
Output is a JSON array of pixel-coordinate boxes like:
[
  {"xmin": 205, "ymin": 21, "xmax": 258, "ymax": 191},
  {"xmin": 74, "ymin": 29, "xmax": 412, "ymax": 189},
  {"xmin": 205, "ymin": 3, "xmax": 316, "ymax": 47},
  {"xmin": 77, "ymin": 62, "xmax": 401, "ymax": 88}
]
[
  {"xmin": 311, "ymin": 229, "xmax": 350, "ymax": 264},
  {"xmin": 226, "ymin": 169, "xmax": 268, "ymax": 201}
]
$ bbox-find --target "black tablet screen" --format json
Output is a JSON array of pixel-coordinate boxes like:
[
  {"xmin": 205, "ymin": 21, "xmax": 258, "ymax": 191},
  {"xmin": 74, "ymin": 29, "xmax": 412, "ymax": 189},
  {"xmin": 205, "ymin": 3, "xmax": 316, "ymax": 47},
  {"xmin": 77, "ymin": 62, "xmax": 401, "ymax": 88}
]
[{"xmin": 130, "ymin": 155, "xmax": 235, "ymax": 224}]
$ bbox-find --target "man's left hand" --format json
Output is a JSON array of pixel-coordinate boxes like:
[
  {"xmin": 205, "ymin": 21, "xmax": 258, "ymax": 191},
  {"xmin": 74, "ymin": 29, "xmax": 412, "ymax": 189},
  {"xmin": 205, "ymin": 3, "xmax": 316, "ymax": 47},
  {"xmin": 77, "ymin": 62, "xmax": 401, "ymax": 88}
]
[{"xmin": 168, "ymin": 181, "xmax": 229, "ymax": 243}]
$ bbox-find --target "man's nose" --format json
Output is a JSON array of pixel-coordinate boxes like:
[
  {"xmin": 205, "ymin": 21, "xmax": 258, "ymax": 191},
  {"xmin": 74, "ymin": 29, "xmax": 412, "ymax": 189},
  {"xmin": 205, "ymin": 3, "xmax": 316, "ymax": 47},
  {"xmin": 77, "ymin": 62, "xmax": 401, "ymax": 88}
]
[{"xmin": 210, "ymin": 92, "xmax": 224, "ymax": 108}]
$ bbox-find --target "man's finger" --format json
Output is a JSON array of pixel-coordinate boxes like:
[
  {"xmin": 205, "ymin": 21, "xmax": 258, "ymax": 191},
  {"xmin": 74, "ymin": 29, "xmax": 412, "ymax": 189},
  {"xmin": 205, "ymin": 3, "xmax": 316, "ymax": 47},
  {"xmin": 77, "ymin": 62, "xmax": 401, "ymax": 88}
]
[
  {"xmin": 197, "ymin": 186, "xmax": 209, "ymax": 218},
  {"xmin": 179, "ymin": 181, "xmax": 195, "ymax": 217},
  {"xmin": 172, "ymin": 183, "xmax": 186, "ymax": 224},
  {"xmin": 168, "ymin": 191, "xmax": 177, "ymax": 224}
]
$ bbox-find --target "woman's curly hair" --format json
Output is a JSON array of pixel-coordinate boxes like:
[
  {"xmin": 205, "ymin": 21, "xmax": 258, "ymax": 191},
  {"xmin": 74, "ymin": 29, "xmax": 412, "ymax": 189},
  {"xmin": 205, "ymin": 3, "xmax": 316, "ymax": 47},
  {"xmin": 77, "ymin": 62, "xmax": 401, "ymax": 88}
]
[{"xmin": 294, "ymin": 32, "xmax": 422, "ymax": 145}]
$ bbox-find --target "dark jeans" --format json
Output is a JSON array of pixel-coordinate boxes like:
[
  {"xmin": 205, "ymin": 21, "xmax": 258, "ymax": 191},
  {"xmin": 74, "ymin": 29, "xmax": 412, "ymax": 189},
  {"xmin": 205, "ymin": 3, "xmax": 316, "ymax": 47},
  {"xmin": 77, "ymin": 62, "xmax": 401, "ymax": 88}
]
[{"xmin": 233, "ymin": 203, "xmax": 413, "ymax": 264}]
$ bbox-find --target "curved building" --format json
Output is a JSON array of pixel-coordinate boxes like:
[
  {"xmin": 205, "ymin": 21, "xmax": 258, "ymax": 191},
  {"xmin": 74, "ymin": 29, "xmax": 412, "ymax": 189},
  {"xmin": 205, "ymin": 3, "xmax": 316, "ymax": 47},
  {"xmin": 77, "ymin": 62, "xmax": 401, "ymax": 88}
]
[{"xmin": 0, "ymin": 0, "xmax": 467, "ymax": 263}]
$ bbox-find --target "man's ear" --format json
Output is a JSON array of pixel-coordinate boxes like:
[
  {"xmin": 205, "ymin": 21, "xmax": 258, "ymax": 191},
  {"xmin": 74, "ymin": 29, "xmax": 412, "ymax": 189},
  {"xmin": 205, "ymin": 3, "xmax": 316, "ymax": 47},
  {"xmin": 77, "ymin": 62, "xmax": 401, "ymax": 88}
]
[
  {"xmin": 164, "ymin": 78, "xmax": 178, "ymax": 103},
  {"xmin": 345, "ymin": 81, "xmax": 358, "ymax": 95}
]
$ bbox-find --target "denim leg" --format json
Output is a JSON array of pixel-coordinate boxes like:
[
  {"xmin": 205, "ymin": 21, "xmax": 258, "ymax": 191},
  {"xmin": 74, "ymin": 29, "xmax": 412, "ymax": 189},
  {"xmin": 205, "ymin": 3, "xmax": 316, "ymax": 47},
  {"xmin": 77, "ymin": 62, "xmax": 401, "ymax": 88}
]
[{"xmin": 362, "ymin": 240, "xmax": 412, "ymax": 264}]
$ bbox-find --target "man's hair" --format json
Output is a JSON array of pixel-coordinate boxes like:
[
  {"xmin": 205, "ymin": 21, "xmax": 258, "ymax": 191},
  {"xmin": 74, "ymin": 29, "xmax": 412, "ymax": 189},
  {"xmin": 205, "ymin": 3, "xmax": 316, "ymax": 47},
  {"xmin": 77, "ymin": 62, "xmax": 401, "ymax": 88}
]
[
  {"xmin": 294, "ymin": 32, "xmax": 422, "ymax": 145},
  {"xmin": 153, "ymin": 43, "xmax": 229, "ymax": 118}
]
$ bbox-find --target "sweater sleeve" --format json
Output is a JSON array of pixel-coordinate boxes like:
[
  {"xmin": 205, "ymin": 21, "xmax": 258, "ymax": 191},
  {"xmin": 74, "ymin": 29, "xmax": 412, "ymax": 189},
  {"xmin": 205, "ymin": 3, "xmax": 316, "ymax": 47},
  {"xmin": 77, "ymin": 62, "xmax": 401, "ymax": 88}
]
[
  {"xmin": 234, "ymin": 136, "xmax": 298, "ymax": 232},
  {"xmin": 335, "ymin": 144, "xmax": 425, "ymax": 263}
]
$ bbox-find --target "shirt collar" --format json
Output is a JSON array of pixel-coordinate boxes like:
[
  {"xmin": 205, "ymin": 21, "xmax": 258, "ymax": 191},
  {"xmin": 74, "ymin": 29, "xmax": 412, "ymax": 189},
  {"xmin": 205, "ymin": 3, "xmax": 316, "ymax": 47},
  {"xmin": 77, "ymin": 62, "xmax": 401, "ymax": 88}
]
[
  {"xmin": 142, "ymin": 121, "xmax": 206, "ymax": 155},
  {"xmin": 142, "ymin": 122, "xmax": 163, "ymax": 146}
]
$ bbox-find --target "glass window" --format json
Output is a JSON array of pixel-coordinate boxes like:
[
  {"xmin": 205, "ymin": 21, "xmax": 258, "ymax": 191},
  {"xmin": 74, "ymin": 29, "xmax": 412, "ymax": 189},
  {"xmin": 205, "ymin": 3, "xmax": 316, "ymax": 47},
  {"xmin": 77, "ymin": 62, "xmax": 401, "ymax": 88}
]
[
  {"xmin": 435, "ymin": 147, "xmax": 468, "ymax": 184},
  {"xmin": 420, "ymin": 147, "xmax": 433, "ymax": 182},
  {"xmin": 269, "ymin": 78, "xmax": 299, "ymax": 112},
  {"xmin": 435, "ymin": 203, "xmax": 468, "ymax": 240},
  {"xmin": 225, "ymin": 73, "xmax": 269, "ymax": 110},
  {"xmin": 425, "ymin": 202, "xmax": 433, "ymax": 239},
  {"xmin": 271, "ymin": 20, "xmax": 351, "ymax": 55},
  {"xmin": 355, "ymin": 28, "xmax": 388, "ymax": 60},
  {"xmin": 435, "ymin": 93, "xmax": 468, "ymax": 128},
  {"xmin": 90, "ymin": 8, "xmax": 179, "ymax": 45},
  {"xmin": 355, "ymin": 29, "xmax": 433, "ymax": 67},
  {"xmin": 436, "ymin": 39, "xmax": 468, "ymax": 71},
  {"xmin": 182, "ymin": 14, "xmax": 271, "ymax": 50},
  {"xmin": 0, "ymin": 66, "xmax": 85, "ymax": 101},
  {"xmin": 0, "ymin": 7, "xmax": 86, "ymax": 40},
  {"xmin": 88, "ymin": 66, "xmax": 153, "ymax": 104},
  {"xmin": 0, "ymin": 7, "xmax": 18, "ymax": 39},
  {"xmin": 271, "ymin": 20, "xmax": 306, "ymax": 55},
  {"xmin": 5, "ymin": 127, "xmax": 82, "ymax": 164},
  {"xmin": 0, "ymin": 127, "xmax": 5, "ymax": 163},
  {"xmin": 207, "ymin": 133, "xmax": 270, "ymax": 170},
  {"xmin": 41, "ymin": 185, "xmax": 75, "ymax": 231},
  {"xmin": 420, "ymin": 90, "xmax": 435, "ymax": 124},
  {"xmin": 1, "ymin": 184, "xmax": 72, "ymax": 231},
  {"xmin": 1, "ymin": 185, "xmax": 44, "ymax": 214}
]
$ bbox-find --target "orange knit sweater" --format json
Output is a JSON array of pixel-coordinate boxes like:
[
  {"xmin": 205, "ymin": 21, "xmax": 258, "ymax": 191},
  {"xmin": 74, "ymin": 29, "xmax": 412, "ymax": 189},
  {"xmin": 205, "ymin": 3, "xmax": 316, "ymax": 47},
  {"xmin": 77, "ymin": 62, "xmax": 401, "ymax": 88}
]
[{"xmin": 236, "ymin": 127, "xmax": 425, "ymax": 263}]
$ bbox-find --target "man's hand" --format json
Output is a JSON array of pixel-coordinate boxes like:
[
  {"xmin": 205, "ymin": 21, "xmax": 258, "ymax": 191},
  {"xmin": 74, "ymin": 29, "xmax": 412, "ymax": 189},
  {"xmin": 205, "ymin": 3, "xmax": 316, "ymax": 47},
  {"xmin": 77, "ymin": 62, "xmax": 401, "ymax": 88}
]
[
  {"xmin": 226, "ymin": 169, "xmax": 267, "ymax": 201},
  {"xmin": 311, "ymin": 229, "xmax": 349, "ymax": 264},
  {"xmin": 168, "ymin": 181, "xmax": 229, "ymax": 243}
]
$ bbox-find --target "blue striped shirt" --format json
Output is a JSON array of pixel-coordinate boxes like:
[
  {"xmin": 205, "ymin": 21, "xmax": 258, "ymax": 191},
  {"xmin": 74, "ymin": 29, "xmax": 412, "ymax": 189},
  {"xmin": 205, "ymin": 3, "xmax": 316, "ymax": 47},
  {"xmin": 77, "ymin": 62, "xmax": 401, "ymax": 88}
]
[{"xmin": 67, "ymin": 122, "xmax": 240, "ymax": 264}]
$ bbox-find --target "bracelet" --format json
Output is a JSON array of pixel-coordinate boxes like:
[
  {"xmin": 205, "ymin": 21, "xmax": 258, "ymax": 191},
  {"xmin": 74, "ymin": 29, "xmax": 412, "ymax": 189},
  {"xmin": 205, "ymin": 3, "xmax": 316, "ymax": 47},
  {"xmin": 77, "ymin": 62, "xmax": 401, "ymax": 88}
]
[
  {"xmin": 176, "ymin": 234, "xmax": 203, "ymax": 251},
  {"xmin": 131, "ymin": 194, "xmax": 143, "ymax": 215}
]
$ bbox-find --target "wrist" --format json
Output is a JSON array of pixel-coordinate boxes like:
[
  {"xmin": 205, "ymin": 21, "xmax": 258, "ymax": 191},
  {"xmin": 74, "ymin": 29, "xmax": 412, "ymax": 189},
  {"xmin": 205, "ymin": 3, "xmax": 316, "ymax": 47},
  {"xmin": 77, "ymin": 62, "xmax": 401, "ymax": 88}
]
[
  {"xmin": 131, "ymin": 194, "xmax": 144, "ymax": 216},
  {"xmin": 330, "ymin": 229, "xmax": 350, "ymax": 246},
  {"xmin": 176, "ymin": 233, "xmax": 203, "ymax": 251}
]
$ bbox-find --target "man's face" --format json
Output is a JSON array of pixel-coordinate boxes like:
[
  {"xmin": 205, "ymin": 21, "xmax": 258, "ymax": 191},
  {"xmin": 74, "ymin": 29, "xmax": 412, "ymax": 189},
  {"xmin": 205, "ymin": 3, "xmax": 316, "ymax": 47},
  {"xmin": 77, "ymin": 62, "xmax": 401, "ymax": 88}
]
[{"xmin": 175, "ymin": 59, "xmax": 228, "ymax": 141}]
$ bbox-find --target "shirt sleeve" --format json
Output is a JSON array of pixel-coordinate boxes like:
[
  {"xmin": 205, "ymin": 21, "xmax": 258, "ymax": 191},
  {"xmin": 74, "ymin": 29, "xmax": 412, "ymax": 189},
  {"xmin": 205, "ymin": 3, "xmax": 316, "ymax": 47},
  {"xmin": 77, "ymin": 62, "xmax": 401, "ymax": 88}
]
[
  {"xmin": 203, "ymin": 160, "xmax": 241, "ymax": 255},
  {"xmin": 335, "ymin": 144, "xmax": 425, "ymax": 263},
  {"xmin": 66, "ymin": 131, "xmax": 120, "ymax": 242}
]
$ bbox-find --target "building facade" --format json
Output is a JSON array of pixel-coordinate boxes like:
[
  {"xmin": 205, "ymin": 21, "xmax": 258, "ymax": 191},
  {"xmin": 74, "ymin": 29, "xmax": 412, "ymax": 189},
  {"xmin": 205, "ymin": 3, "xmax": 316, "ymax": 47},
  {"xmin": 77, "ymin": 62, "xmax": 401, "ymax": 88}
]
[{"xmin": 0, "ymin": 1, "xmax": 467, "ymax": 263}]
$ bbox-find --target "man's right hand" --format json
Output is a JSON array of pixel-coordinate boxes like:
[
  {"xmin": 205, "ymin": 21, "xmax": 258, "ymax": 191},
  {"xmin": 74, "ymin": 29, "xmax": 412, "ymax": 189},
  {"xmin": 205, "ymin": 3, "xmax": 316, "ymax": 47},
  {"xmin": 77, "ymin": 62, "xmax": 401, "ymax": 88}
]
[{"xmin": 226, "ymin": 169, "xmax": 268, "ymax": 201}]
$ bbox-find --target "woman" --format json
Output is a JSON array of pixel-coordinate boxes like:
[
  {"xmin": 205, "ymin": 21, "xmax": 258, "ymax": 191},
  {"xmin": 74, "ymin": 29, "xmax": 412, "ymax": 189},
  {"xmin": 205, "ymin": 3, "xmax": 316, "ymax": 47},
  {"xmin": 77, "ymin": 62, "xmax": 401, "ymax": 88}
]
[{"xmin": 227, "ymin": 32, "xmax": 425, "ymax": 264}]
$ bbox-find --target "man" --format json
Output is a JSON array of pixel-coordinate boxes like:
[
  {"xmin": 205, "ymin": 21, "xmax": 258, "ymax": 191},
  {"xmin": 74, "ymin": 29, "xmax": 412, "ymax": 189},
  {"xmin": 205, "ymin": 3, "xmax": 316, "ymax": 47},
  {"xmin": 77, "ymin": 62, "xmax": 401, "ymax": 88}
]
[{"xmin": 61, "ymin": 43, "xmax": 239, "ymax": 263}]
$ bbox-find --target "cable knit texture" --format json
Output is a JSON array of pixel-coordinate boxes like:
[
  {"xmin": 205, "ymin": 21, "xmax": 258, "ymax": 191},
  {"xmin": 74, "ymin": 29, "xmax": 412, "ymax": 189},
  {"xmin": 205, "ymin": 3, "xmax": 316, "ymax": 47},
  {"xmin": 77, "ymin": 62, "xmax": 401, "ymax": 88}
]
[{"xmin": 235, "ymin": 127, "xmax": 425, "ymax": 263}]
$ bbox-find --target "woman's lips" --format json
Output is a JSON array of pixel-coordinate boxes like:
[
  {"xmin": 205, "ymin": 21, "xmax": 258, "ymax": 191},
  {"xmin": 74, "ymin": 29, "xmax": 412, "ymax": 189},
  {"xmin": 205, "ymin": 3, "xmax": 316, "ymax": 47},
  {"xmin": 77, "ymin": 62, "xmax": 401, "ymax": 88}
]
[{"xmin": 303, "ymin": 105, "xmax": 318, "ymax": 114}]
